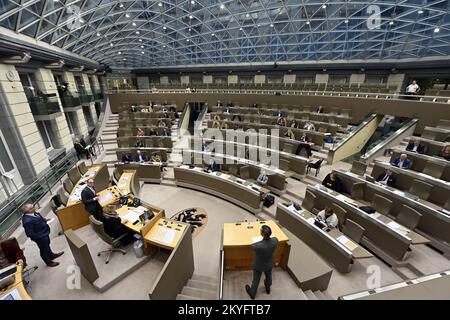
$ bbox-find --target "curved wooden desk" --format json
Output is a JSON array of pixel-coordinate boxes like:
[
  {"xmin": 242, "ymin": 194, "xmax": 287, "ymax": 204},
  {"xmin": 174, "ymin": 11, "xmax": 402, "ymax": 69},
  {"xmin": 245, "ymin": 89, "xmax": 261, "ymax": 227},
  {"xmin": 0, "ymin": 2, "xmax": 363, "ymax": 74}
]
[
  {"xmin": 174, "ymin": 166, "xmax": 263, "ymax": 214},
  {"xmin": 222, "ymin": 220, "xmax": 289, "ymax": 270},
  {"xmin": 116, "ymin": 170, "xmax": 140, "ymax": 195},
  {"xmin": 0, "ymin": 261, "xmax": 31, "ymax": 300},
  {"xmin": 66, "ymin": 164, "xmax": 110, "ymax": 206},
  {"xmin": 115, "ymin": 162, "xmax": 162, "ymax": 183}
]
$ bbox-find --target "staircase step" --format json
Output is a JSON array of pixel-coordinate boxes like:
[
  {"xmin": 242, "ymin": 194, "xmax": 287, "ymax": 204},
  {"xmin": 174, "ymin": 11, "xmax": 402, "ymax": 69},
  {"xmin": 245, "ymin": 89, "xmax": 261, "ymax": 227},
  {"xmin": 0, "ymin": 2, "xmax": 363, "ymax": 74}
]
[
  {"xmin": 176, "ymin": 294, "xmax": 202, "ymax": 300},
  {"xmin": 181, "ymin": 286, "xmax": 217, "ymax": 300},
  {"xmin": 313, "ymin": 290, "xmax": 326, "ymax": 300},
  {"xmin": 191, "ymin": 274, "xmax": 219, "ymax": 284},
  {"xmin": 187, "ymin": 279, "xmax": 218, "ymax": 292},
  {"xmin": 297, "ymin": 289, "xmax": 308, "ymax": 300},
  {"xmin": 322, "ymin": 290, "xmax": 335, "ymax": 300},
  {"xmin": 304, "ymin": 290, "xmax": 318, "ymax": 300}
]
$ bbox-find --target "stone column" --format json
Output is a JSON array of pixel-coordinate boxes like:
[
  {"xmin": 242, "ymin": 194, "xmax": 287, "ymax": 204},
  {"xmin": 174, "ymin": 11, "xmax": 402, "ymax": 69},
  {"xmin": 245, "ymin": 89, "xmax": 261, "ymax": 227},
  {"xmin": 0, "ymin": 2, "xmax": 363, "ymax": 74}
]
[
  {"xmin": 0, "ymin": 63, "xmax": 50, "ymax": 183},
  {"xmin": 63, "ymin": 71, "xmax": 89, "ymax": 137},
  {"xmin": 82, "ymin": 73, "xmax": 97, "ymax": 122}
]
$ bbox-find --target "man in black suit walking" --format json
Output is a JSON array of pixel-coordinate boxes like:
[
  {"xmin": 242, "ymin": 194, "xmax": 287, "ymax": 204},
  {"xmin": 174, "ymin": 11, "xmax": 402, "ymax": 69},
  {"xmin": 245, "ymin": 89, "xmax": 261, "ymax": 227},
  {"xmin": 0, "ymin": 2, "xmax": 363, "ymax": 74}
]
[
  {"xmin": 245, "ymin": 225, "xmax": 279, "ymax": 299},
  {"xmin": 81, "ymin": 178, "xmax": 103, "ymax": 221},
  {"xmin": 21, "ymin": 203, "xmax": 64, "ymax": 267}
]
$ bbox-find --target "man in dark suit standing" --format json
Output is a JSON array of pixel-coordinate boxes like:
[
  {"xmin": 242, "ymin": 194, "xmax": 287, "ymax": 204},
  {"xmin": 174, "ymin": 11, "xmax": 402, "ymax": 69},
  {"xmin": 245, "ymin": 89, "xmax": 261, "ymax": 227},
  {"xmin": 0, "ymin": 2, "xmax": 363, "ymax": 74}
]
[
  {"xmin": 376, "ymin": 169, "xmax": 396, "ymax": 187},
  {"xmin": 81, "ymin": 178, "xmax": 103, "ymax": 221},
  {"xmin": 245, "ymin": 225, "xmax": 279, "ymax": 300},
  {"xmin": 21, "ymin": 203, "xmax": 63, "ymax": 267}
]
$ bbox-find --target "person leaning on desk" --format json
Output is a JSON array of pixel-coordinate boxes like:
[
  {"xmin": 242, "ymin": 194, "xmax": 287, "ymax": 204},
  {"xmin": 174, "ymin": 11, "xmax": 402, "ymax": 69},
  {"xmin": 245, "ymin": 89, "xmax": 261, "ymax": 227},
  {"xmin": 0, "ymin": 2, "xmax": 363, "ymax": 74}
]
[
  {"xmin": 316, "ymin": 207, "xmax": 338, "ymax": 229},
  {"xmin": 122, "ymin": 152, "xmax": 133, "ymax": 163},
  {"xmin": 245, "ymin": 225, "xmax": 278, "ymax": 300},
  {"xmin": 322, "ymin": 172, "xmax": 344, "ymax": 193},
  {"xmin": 376, "ymin": 169, "xmax": 396, "ymax": 187}
]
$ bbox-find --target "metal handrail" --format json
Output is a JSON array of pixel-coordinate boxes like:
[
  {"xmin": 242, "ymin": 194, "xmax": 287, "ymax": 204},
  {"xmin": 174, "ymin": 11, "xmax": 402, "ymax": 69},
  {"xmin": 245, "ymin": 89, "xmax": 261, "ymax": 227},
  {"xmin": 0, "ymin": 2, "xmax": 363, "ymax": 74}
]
[
  {"xmin": 218, "ymin": 249, "xmax": 224, "ymax": 300},
  {"xmin": 107, "ymin": 88, "xmax": 450, "ymax": 103},
  {"xmin": 0, "ymin": 150, "xmax": 78, "ymax": 239},
  {"xmin": 330, "ymin": 111, "xmax": 378, "ymax": 152},
  {"xmin": 360, "ymin": 118, "xmax": 419, "ymax": 161}
]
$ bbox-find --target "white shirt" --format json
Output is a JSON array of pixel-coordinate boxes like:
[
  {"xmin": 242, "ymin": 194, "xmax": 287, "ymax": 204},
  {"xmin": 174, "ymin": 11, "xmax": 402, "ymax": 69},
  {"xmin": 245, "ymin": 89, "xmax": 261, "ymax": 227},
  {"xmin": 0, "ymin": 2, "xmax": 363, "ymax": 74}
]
[
  {"xmin": 406, "ymin": 84, "xmax": 419, "ymax": 93},
  {"xmin": 317, "ymin": 210, "xmax": 338, "ymax": 228},
  {"xmin": 304, "ymin": 123, "xmax": 315, "ymax": 131}
]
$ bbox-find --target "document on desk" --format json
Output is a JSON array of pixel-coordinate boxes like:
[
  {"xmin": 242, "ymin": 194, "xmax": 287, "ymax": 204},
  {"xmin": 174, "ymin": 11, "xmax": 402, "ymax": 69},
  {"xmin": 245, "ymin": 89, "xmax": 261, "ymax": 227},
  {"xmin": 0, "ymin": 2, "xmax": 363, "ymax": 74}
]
[
  {"xmin": 124, "ymin": 210, "xmax": 140, "ymax": 223},
  {"xmin": 69, "ymin": 194, "xmax": 80, "ymax": 201},
  {"xmin": 153, "ymin": 228, "xmax": 176, "ymax": 245},
  {"xmin": 336, "ymin": 194, "xmax": 348, "ymax": 202},
  {"xmin": 387, "ymin": 221, "xmax": 401, "ymax": 229},
  {"xmin": 336, "ymin": 235, "xmax": 358, "ymax": 251},
  {"xmin": 99, "ymin": 192, "xmax": 114, "ymax": 204}
]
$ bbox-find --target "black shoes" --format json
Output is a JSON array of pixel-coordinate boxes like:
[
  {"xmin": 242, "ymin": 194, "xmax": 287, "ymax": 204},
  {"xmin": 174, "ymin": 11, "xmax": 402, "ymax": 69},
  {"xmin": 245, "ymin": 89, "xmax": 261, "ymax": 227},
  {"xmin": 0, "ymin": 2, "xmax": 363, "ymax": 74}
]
[
  {"xmin": 245, "ymin": 285, "xmax": 255, "ymax": 300},
  {"xmin": 266, "ymin": 287, "xmax": 271, "ymax": 294}
]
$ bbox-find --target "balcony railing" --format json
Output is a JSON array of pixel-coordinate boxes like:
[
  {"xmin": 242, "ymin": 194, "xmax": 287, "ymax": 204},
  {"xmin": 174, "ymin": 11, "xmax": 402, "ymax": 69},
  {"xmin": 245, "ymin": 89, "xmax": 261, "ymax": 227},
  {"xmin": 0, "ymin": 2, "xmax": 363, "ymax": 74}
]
[
  {"xmin": 93, "ymin": 91, "xmax": 104, "ymax": 101},
  {"xmin": 79, "ymin": 93, "xmax": 94, "ymax": 104},
  {"xmin": 60, "ymin": 94, "xmax": 81, "ymax": 109},
  {"xmin": 28, "ymin": 95, "xmax": 61, "ymax": 116}
]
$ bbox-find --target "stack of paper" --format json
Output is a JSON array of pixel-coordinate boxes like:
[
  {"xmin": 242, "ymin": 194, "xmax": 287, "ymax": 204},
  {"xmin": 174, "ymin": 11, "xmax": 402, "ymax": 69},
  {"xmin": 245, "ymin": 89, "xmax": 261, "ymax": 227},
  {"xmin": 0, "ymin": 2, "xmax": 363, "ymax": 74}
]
[
  {"xmin": 387, "ymin": 221, "xmax": 401, "ymax": 229},
  {"xmin": 252, "ymin": 236, "xmax": 263, "ymax": 243},
  {"xmin": 124, "ymin": 210, "xmax": 141, "ymax": 223},
  {"xmin": 336, "ymin": 235, "xmax": 358, "ymax": 251}
]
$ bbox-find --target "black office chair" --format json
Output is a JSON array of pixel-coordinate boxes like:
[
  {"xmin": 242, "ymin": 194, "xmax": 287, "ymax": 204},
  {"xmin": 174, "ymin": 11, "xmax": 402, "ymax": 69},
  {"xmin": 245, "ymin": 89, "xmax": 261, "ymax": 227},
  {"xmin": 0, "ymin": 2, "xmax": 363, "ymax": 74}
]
[{"xmin": 306, "ymin": 159, "xmax": 323, "ymax": 176}]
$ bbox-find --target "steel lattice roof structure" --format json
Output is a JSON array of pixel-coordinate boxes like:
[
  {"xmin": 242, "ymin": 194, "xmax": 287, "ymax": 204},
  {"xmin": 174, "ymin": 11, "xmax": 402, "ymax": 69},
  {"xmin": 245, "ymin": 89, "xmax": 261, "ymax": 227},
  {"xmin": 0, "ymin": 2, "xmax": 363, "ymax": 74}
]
[{"xmin": 0, "ymin": 0, "xmax": 449, "ymax": 69}]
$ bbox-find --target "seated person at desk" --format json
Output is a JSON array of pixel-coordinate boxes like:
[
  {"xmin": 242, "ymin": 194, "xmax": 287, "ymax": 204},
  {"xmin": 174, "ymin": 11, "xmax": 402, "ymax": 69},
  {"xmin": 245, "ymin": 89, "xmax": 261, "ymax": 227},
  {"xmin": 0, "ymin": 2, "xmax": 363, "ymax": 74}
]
[
  {"xmin": 406, "ymin": 139, "xmax": 426, "ymax": 154},
  {"xmin": 224, "ymin": 108, "xmax": 231, "ymax": 114},
  {"xmin": 256, "ymin": 169, "xmax": 269, "ymax": 187},
  {"xmin": 284, "ymin": 128, "xmax": 295, "ymax": 140},
  {"xmin": 141, "ymin": 107, "xmax": 149, "ymax": 113},
  {"xmin": 217, "ymin": 100, "xmax": 223, "ymax": 107},
  {"xmin": 135, "ymin": 150, "xmax": 148, "ymax": 163},
  {"xmin": 376, "ymin": 169, "xmax": 396, "ymax": 187},
  {"xmin": 226, "ymin": 101, "xmax": 234, "ymax": 107},
  {"xmin": 300, "ymin": 133, "xmax": 311, "ymax": 143},
  {"xmin": 316, "ymin": 106, "xmax": 324, "ymax": 113},
  {"xmin": 276, "ymin": 117, "xmax": 287, "ymax": 127},
  {"xmin": 232, "ymin": 114, "xmax": 242, "ymax": 122},
  {"xmin": 162, "ymin": 111, "xmax": 169, "ymax": 119},
  {"xmin": 148, "ymin": 128, "xmax": 157, "ymax": 136},
  {"xmin": 206, "ymin": 159, "xmax": 220, "ymax": 172},
  {"xmin": 101, "ymin": 206, "xmax": 135, "ymax": 245},
  {"xmin": 134, "ymin": 138, "xmax": 144, "ymax": 148},
  {"xmin": 157, "ymin": 120, "xmax": 167, "ymax": 127},
  {"xmin": 212, "ymin": 121, "xmax": 221, "ymax": 129},
  {"xmin": 391, "ymin": 153, "xmax": 412, "ymax": 169},
  {"xmin": 213, "ymin": 114, "xmax": 221, "ymax": 121},
  {"xmin": 437, "ymin": 144, "xmax": 450, "ymax": 160},
  {"xmin": 322, "ymin": 172, "xmax": 344, "ymax": 193},
  {"xmin": 303, "ymin": 121, "xmax": 316, "ymax": 131},
  {"xmin": 274, "ymin": 110, "xmax": 284, "ymax": 118},
  {"xmin": 162, "ymin": 128, "xmax": 171, "ymax": 136},
  {"xmin": 122, "ymin": 152, "xmax": 133, "ymax": 163},
  {"xmin": 290, "ymin": 119, "xmax": 299, "ymax": 128},
  {"xmin": 316, "ymin": 207, "xmax": 338, "ymax": 229},
  {"xmin": 136, "ymin": 128, "xmax": 145, "ymax": 137},
  {"xmin": 202, "ymin": 141, "xmax": 209, "ymax": 152},
  {"xmin": 130, "ymin": 105, "xmax": 137, "ymax": 112},
  {"xmin": 151, "ymin": 153, "xmax": 162, "ymax": 163}
]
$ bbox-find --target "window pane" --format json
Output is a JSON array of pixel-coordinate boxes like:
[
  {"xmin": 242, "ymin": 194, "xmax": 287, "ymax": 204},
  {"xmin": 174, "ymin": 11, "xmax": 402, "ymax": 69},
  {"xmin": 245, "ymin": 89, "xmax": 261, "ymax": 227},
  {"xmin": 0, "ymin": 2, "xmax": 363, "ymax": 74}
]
[
  {"xmin": 36, "ymin": 121, "xmax": 51, "ymax": 149},
  {"xmin": 0, "ymin": 137, "xmax": 14, "ymax": 172}
]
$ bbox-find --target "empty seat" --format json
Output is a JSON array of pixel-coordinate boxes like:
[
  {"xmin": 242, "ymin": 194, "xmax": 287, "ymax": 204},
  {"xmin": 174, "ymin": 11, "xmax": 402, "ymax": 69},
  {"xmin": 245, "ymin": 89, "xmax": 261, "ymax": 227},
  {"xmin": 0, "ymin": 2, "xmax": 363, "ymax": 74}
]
[
  {"xmin": 342, "ymin": 219, "xmax": 365, "ymax": 244},
  {"xmin": 396, "ymin": 205, "xmax": 422, "ymax": 230},
  {"xmin": 239, "ymin": 166, "xmax": 251, "ymax": 180},
  {"xmin": 279, "ymin": 159, "xmax": 290, "ymax": 171},
  {"xmin": 282, "ymin": 143, "xmax": 294, "ymax": 154},
  {"xmin": 228, "ymin": 165, "xmax": 239, "ymax": 176},
  {"xmin": 350, "ymin": 182, "xmax": 365, "ymax": 200},
  {"xmin": 408, "ymin": 179, "xmax": 433, "ymax": 200},
  {"xmin": 331, "ymin": 203, "xmax": 347, "ymax": 230},
  {"xmin": 350, "ymin": 161, "xmax": 367, "ymax": 176},
  {"xmin": 63, "ymin": 177, "xmax": 74, "ymax": 194},
  {"xmin": 67, "ymin": 167, "xmax": 81, "ymax": 185},
  {"xmin": 57, "ymin": 188, "xmax": 69, "ymax": 207},
  {"xmin": 422, "ymin": 161, "xmax": 445, "ymax": 179},
  {"xmin": 371, "ymin": 194, "xmax": 393, "ymax": 216},
  {"xmin": 77, "ymin": 161, "xmax": 89, "ymax": 175},
  {"xmin": 421, "ymin": 130, "xmax": 437, "ymax": 141},
  {"xmin": 302, "ymin": 190, "xmax": 317, "ymax": 213}
]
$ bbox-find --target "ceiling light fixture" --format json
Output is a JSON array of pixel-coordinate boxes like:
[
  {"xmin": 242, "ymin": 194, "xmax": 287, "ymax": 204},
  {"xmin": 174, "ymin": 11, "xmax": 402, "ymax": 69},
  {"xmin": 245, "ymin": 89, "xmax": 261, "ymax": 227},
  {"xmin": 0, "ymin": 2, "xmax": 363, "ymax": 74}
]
[
  {"xmin": 434, "ymin": 27, "xmax": 440, "ymax": 32},
  {"xmin": 158, "ymin": 2, "xmax": 162, "ymax": 6},
  {"xmin": 246, "ymin": 13, "xmax": 250, "ymax": 18},
  {"xmin": 96, "ymin": 32, "xmax": 101, "ymax": 36},
  {"xmin": 132, "ymin": 22, "xmax": 136, "ymax": 26},
  {"xmin": 189, "ymin": 15, "xmax": 193, "ymax": 19},
  {"xmin": 191, "ymin": 0, "xmax": 195, "ymax": 4},
  {"xmin": 389, "ymin": 21, "xmax": 394, "ymax": 25},
  {"xmin": 136, "ymin": 31, "xmax": 140, "ymax": 34},
  {"xmin": 220, "ymin": 4, "xmax": 225, "ymax": 9},
  {"xmin": 344, "ymin": 19, "xmax": 349, "ymax": 23},
  {"xmin": 110, "ymin": 43, "xmax": 114, "ymax": 47},
  {"xmin": 125, "ymin": 13, "xmax": 130, "ymax": 18},
  {"xmin": 306, "ymin": 21, "xmax": 310, "ymax": 25},
  {"xmin": 270, "ymin": 23, "xmax": 274, "ymax": 27},
  {"xmin": 322, "ymin": 4, "xmax": 327, "ymax": 9},
  {"xmin": 118, "ymin": 51, "xmax": 122, "ymax": 54},
  {"xmin": 119, "ymin": 3, "xmax": 124, "ymax": 8},
  {"xmin": 141, "ymin": 51, "xmax": 145, "ymax": 54},
  {"xmin": 139, "ymin": 39, "xmax": 142, "ymax": 42},
  {"xmin": 141, "ymin": 45, "xmax": 144, "ymax": 48},
  {"xmin": 418, "ymin": 9, "xmax": 423, "ymax": 14}
]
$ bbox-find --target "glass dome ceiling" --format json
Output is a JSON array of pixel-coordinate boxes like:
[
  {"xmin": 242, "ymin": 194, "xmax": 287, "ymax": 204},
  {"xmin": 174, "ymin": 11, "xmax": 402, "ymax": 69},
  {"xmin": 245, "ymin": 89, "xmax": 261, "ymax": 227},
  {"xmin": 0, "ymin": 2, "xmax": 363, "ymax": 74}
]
[{"xmin": 0, "ymin": 0, "xmax": 449, "ymax": 69}]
